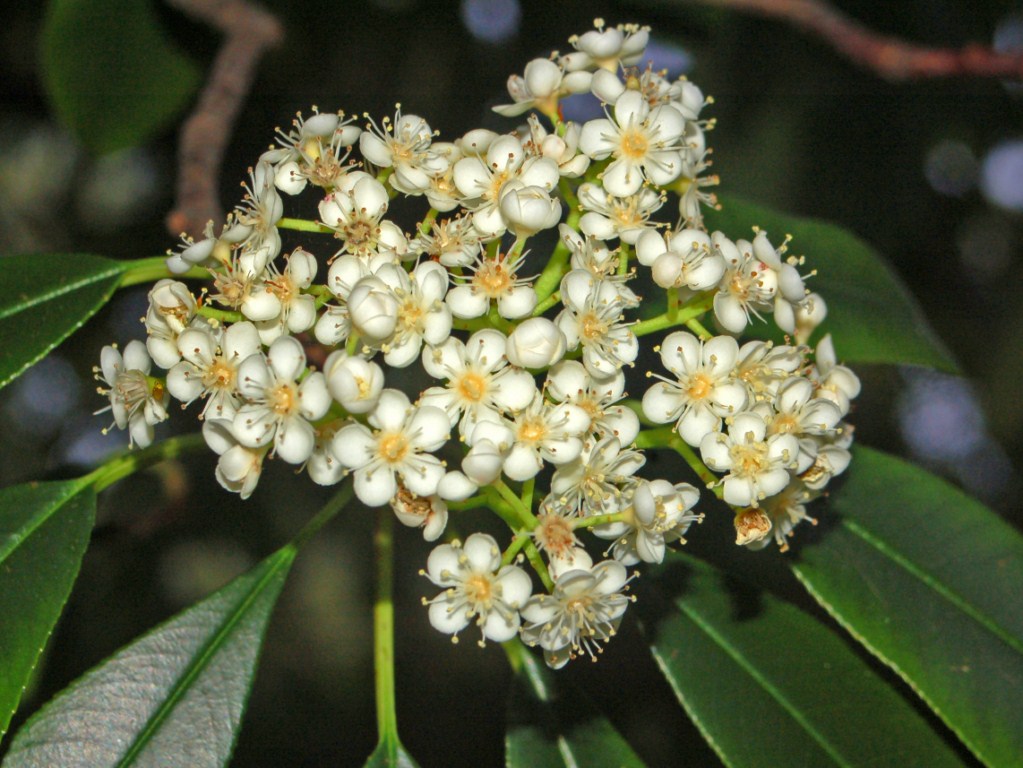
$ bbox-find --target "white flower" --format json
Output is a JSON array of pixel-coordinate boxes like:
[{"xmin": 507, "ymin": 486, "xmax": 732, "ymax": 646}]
[
  {"xmin": 494, "ymin": 57, "xmax": 593, "ymax": 118},
  {"xmin": 700, "ymin": 412, "xmax": 800, "ymax": 507},
  {"xmin": 559, "ymin": 225, "xmax": 639, "ymax": 306},
  {"xmin": 642, "ymin": 331, "xmax": 748, "ymax": 446},
  {"xmin": 545, "ymin": 361, "xmax": 640, "ymax": 445},
  {"xmin": 418, "ymin": 329, "xmax": 536, "ymax": 436},
  {"xmin": 520, "ymin": 559, "xmax": 633, "ymax": 669},
  {"xmin": 713, "ymin": 233, "xmax": 780, "ymax": 334},
  {"xmin": 230, "ymin": 161, "xmax": 284, "ymax": 275},
  {"xmin": 167, "ymin": 321, "xmax": 262, "ymax": 420},
  {"xmin": 578, "ymin": 182, "xmax": 664, "ymax": 244},
  {"xmin": 323, "ymin": 350, "xmax": 384, "ymax": 415},
  {"xmin": 735, "ymin": 340, "xmax": 804, "ymax": 402},
  {"xmin": 423, "ymin": 533, "xmax": 533, "ymax": 645},
  {"xmin": 563, "ymin": 20, "xmax": 650, "ymax": 72},
  {"xmin": 498, "ymin": 181, "xmax": 563, "ymax": 238},
  {"xmin": 753, "ymin": 376, "xmax": 843, "ymax": 473},
  {"xmin": 144, "ymin": 279, "xmax": 197, "ymax": 369},
  {"xmin": 548, "ymin": 436, "xmax": 645, "ymax": 518},
  {"xmin": 332, "ymin": 389, "xmax": 450, "ymax": 506},
  {"xmin": 635, "ymin": 228, "xmax": 726, "ymax": 291},
  {"xmin": 597, "ymin": 479, "xmax": 702, "ymax": 565},
  {"xmin": 202, "ymin": 418, "xmax": 267, "ymax": 500},
  {"xmin": 307, "ymin": 421, "xmax": 346, "ymax": 487},
  {"xmin": 391, "ymin": 482, "xmax": 448, "ymax": 541},
  {"xmin": 254, "ymin": 248, "xmax": 319, "ymax": 344},
  {"xmin": 446, "ymin": 249, "xmax": 538, "ymax": 320},
  {"xmin": 579, "ymin": 90, "xmax": 686, "ymax": 197},
  {"xmin": 555, "ymin": 270, "xmax": 638, "ymax": 378},
  {"xmin": 524, "ymin": 115, "xmax": 591, "ymax": 178},
  {"xmin": 270, "ymin": 109, "xmax": 361, "ymax": 192},
  {"xmin": 811, "ymin": 334, "xmax": 861, "ymax": 417},
  {"xmin": 453, "ymin": 134, "xmax": 559, "ymax": 238},
  {"xmin": 232, "ymin": 336, "xmax": 331, "ymax": 464},
  {"xmin": 318, "ymin": 172, "xmax": 407, "ymax": 260},
  {"xmin": 751, "ymin": 479, "xmax": 819, "ymax": 551},
  {"xmin": 210, "ymin": 258, "xmax": 282, "ymax": 322},
  {"xmin": 471, "ymin": 394, "xmax": 590, "ymax": 481},
  {"xmin": 372, "ymin": 260, "xmax": 453, "ymax": 368},
  {"xmin": 346, "ymin": 275, "xmax": 400, "ymax": 343},
  {"xmin": 94, "ymin": 341, "xmax": 169, "ymax": 448},
  {"xmin": 505, "ymin": 317, "xmax": 567, "ymax": 369},
  {"xmin": 360, "ymin": 109, "xmax": 446, "ymax": 195},
  {"xmin": 408, "ymin": 216, "xmax": 480, "ymax": 268}
]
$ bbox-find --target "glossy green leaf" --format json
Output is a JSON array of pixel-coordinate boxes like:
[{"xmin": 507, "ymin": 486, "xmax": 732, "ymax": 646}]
[
  {"xmin": 704, "ymin": 196, "xmax": 957, "ymax": 371},
  {"xmin": 0, "ymin": 253, "xmax": 126, "ymax": 392},
  {"xmin": 792, "ymin": 446, "xmax": 1023, "ymax": 768},
  {"xmin": 505, "ymin": 646, "xmax": 647, "ymax": 768},
  {"xmin": 362, "ymin": 738, "xmax": 422, "ymax": 768},
  {"xmin": 640, "ymin": 553, "xmax": 965, "ymax": 768},
  {"xmin": 40, "ymin": 0, "xmax": 200, "ymax": 155},
  {"xmin": 3, "ymin": 545, "xmax": 296, "ymax": 767},
  {"xmin": 0, "ymin": 479, "xmax": 95, "ymax": 738}
]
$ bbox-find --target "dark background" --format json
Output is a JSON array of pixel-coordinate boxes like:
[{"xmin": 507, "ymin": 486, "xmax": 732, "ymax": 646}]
[{"xmin": 1, "ymin": 0, "xmax": 1021, "ymax": 765}]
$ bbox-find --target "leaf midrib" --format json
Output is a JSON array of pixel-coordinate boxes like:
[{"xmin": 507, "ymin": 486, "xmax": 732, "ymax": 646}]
[
  {"xmin": 0, "ymin": 263, "xmax": 124, "ymax": 321},
  {"xmin": 116, "ymin": 547, "xmax": 295, "ymax": 767},
  {"xmin": 0, "ymin": 481, "xmax": 91, "ymax": 564},
  {"xmin": 674, "ymin": 598, "xmax": 853, "ymax": 768},
  {"xmin": 840, "ymin": 518, "xmax": 1023, "ymax": 657}
]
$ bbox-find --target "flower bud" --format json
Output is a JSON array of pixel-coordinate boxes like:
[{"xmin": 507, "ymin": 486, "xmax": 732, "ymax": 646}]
[
  {"xmin": 506, "ymin": 317, "xmax": 566, "ymax": 369},
  {"xmin": 347, "ymin": 276, "xmax": 398, "ymax": 341},
  {"xmin": 324, "ymin": 350, "xmax": 384, "ymax": 414}
]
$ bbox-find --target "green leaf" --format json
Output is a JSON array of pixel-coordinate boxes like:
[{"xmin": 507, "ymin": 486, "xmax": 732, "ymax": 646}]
[
  {"xmin": 792, "ymin": 446, "xmax": 1023, "ymax": 768},
  {"xmin": 3, "ymin": 545, "xmax": 297, "ymax": 767},
  {"xmin": 704, "ymin": 196, "xmax": 957, "ymax": 372},
  {"xmin": 0, "ymin": 479, "xmax": 95, "ymax": 738},
  {"xmin": 0, "ymin": 253, "xmax": 127, "ymax": 392},
  {"xmin": 40, "ymin": 0, "xmax": 200, "ymax": 155},
  {"xmin": 362, "ymin": 738, "xmax": 422, "ymax": 768},
  {"xmin": 640, "ymin": 553, "xmax": 965, "ymax": 768},
  {"xmin": 505, "ymin": 645, "xmax": 647, "ymax": 768}
]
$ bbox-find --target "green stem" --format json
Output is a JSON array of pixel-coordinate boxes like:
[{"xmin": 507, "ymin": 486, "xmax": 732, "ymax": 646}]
[
  {"xmin": 531, "ymin": 290, "xmax": 561, "ymax": 317},
  {"xmin": 572, "ymin": 511, "xmax": 627, "ymax": 530},
  {"xmin": 373, "ymin": 508, "xmax": 400, "ymax": 747},
  {"xmin": 86, "ymin": 433, "xmax": 207, "ymax": 492},
  {"xmin": 492, "ymin": 479, "xmax": 536, "ymax": 526},
  {"xmin": 446, "ymin": 494, "xmax": 488, "ymax": 511},
  {"xmin": 119, "ymin": 257, "xmax": 207, "ymax": 288},
  {"xmin": 632, "ymin": 292, "xmax": 715, "ymax": 337},
  {"xmin": 523, "ymin": 540, "xmax": 554, "ymax": 592},
  {"xmin": 633, "ymin": 425, "xmax": 677, "ymax": 450},
  {"xmin": 686, "ymin": 317, "xmax": 713, "ymax": 340},
  {"xmin": 292, "ymin": 485, "xmax": 354, "ymax": 549},
  {"xmin": 278, "ymin": 217, "xmax": 334, "ymax": 234},
  {"xmin": 671, "ymin": 435, "xmax": 723, "ymax": 496},
  {"xmin": 501, "ymin": 531, "xmax": 531, "ymax": 567},
  {"xmin": 197, "ymin": 305, "xmax": 244, "ymax": 324}
]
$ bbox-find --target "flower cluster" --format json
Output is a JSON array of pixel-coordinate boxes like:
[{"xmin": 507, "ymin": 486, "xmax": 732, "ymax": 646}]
[{"xmin": 96, "ymin": 19, "xmax": 859, "ymax": 668}]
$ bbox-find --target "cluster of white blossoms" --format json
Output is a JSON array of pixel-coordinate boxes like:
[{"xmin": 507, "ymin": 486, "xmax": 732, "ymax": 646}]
[{"xmin": 95, "ymin": 20, "xmax": 859, "ymax": 668}]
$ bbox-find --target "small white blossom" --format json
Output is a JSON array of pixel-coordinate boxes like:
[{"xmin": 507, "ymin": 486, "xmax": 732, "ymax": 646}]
[
  {"xmin": 578, "ymin": 182, "xmax": 664, "ymax": 244},
  {"xmin": 94, "ymin": 341, "xmax": 168, "ymax": 448},
  {"xmin": 563, "ymin": 20, "xmax": 651, "ymax": 73},
  {"xmin": 642, "ymin": 331, "xmax": 748, "ymax": 446},
  {"xmin": 318, "ymin": 172, "xmax": 407, "ymax": 260},
  {"xmin": 167, "ymin": 321, "xmax": 262, "ymax": 420},
  {"xmin": 232, "ymin": 336, "xmax": 331, "ymax": 464},
  {"xmin": 700, "ymin": 412, "xmax": 800, "ymax": 507},
  {"xmin": 419, "ymin": 329, "xmax": 536, "ymax": 436},
  {"xmin": 555, "ymin": 270, "xmax": 638, "ymax": 378},
  {"xmin": 505, "ymin": 317, "xmax": 567, "ymax": 369},
  {"xmin": 520, "ymin": 559, "xmax": 633, "ymax": 669},
  {"xmin": 545, "ymin": 361, "xmax": 640, "ymax": 445},
  {"xmin": 423, "ymin": 533, "xmax": 533, "ymax": 644},
  {"xmin": 332, "ymin": 389, "xmax": 450, "ymax": 506},
  {"xmin": 447, "ymin": 248, "xmax": 538, "ymax": 320},
  {"xmin": 494, "ymin": 57, "xmax": 592, "ymax": 118},
  {"xmin": 203, "ymin": 418, "xmax": 267, "ymax": 500}
]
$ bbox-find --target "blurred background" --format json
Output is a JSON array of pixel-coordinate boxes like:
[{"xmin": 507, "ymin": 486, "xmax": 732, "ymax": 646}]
[{"xmin": 1, "ymin": 0, "xmax": 1021, "ymax": 765}]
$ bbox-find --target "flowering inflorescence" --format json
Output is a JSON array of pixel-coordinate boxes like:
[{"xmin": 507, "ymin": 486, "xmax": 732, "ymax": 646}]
[{"xmin": 95, "ymin": 19, "xmax": 859, "ymax": 668}]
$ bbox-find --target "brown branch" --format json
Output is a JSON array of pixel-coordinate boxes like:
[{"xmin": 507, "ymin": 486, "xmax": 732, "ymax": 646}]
[
  {"xmin": 164, "ymin": 0, "xmax": 283, "ymax": 239},
  {"xmin": 694, "ymin": 0, "xmax": 1023, "ymax": 81}
]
